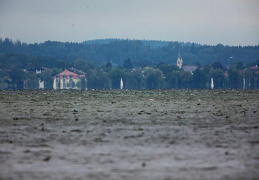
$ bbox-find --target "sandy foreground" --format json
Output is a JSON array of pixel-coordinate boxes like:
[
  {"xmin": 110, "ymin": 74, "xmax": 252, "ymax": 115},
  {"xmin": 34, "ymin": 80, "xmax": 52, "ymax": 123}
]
[{"xmin": 0, "ymin": 89, "xmax": 258, "ymax": 180}]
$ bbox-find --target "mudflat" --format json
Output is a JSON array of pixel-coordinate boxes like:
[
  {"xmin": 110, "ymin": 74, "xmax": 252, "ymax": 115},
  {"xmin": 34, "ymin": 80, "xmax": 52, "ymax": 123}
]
[{"xmin": 0, "ymin": 89, "xmax": 258, "ymax": 180}]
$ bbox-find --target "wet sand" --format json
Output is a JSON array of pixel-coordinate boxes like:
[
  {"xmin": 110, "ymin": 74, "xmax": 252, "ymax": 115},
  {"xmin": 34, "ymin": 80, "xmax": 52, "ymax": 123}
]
[{"xmin": 0, "ymin": 89, "xmax": 258, "ymax": 180}]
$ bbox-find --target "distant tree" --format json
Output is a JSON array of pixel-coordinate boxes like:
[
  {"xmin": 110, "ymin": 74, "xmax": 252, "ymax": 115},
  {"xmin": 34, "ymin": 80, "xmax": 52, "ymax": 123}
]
[
  {"xmin": 109, "ymin": 68, "xmax": 125, "ymax": 89},
  {"xmin": 10, "ymin": 68, "xmax": 25, "ymax": 89},
  {"xmin": 193, "ymin": 68, "xmax": 207, "ymax": 89},
  {"xmin": 0, "ymin": 69, "xmax": 10, "ymax": 78},
  {"xmin": 157, "ymin": 62, "xmax": 171, "ymax": 76},
  {"xmin": 129, "ymin": 70, "xmax": 143, "ymax": 89},
  {"xmin": 195, "ymin": 62, "xmax": 202, "ymax": 68},
  {"xmin": 246, "ymin": 59, "xmax": 259, "ymax": 67},
  {"xmin": 0, "ymin": 69, "xmax": 11, "ymax": 89},
  {"xmin": 74, "ymin": 59, "xmax": 87, "ymax": 70},
  {"xmin": 86, "ymin": 68, "xmax": 109, "ymax": 89},
  {"xmin": 145, "ymin": 69, "xmax": 163, "ymax": 89},
  {"xmin": 57, "ymin": 60, "xmax": 66, "ymax": 69},
  {"xmin": 100, "ymin": 62, "xmax": 112, "ymax": 73},
  {"xmin": 203, "ymin": 64, "xmax": 212, "ymax": 75},
  {"xmin": 80, "ymin": 77, "xmax": 87, "ymax": 89},
  {"xmin": 243, "ymin": 68, "xmax": 256, "ymax": 89},
  {"xmin": 232, "ymin": 61, "xmax": 243, "ymax": 71},
  {"xmin": 212, "ymin": 62, "xmax": 224, "ymax": 70},
  {"xmin": 165, "ymin": 71, "xmax": 178, "ymax": 88},
  {"xmin": 123, "ymin": 58, "xmax": 133, "ymax": 69},
  {"xmin": 106, "ymin": 62, "xmax": 112, "ymax": 68},
  {"xmin": 51, "ymin": 68, "xmax": 62, "ymax": 76},
  {"xmin": 85, "ymin": 70, "xmax": 95, "ymax": 89},
  {"xmin": 27, "ymin": 73, "xmax": 38, "ymax": 89},
  {"xmin": 210, "ymin": 69, "xmax": 225, "ymax": 88},
  {"xmin": 170, "ymin": 65, "xmax": 180, "ymax": 71},
  {"xmin": 133, "ymin": 59, "xmax": 153, "ymax": 68},
  {"xmin": 40, "ymin": 69, "xmax": 53, "ymax": 89},
  {"xmin": 178, "ymin": 71, "xmax": 193, "ymax": 88},
  {"xmin": 228, "ymin": 68, "xmax": 241, "ymax": 89},
  {"xmin": 85, "ymin": 62, "xmax": 95, "ymax": 71},
  {"xmin": 26, "ymin": 63, "xmax": 35, "ymax": 71}
]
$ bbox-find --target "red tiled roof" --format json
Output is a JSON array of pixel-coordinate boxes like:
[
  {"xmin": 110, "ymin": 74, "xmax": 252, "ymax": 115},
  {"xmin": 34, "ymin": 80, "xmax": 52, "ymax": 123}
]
[
  {"xmin": 56, "ymin": 69, "xmax": 85, "ymax": 79},
  {"xmin": 68, "ymin": 67, "xmax": 85, "ymax": 75}
]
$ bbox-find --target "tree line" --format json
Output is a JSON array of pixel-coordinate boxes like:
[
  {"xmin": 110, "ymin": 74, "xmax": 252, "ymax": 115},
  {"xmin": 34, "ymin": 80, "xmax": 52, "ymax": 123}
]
[
  {"xmin": 0, "ymin": 38, "xmax": 258, "ymax": 89},
  {"xmin": 0, "ymin": 51, "xmax": 258, "ymax": 89},
  {"xmin": 1, "ymin": 38, "xmax": 259, "ymax": 67}
]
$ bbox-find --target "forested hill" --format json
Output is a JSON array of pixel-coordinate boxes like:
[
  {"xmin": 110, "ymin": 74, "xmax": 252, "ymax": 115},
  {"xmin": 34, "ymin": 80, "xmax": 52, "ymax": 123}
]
[
  {"xmin": 0, "ymin": 38, "xmax": 258, "ymax": 68},
  {"xmin": 83, "ymin": 38, "xmax": 201, "ymax": 49}
]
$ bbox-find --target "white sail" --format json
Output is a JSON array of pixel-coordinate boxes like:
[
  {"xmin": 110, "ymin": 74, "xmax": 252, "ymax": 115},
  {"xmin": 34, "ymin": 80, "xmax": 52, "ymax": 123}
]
[
  {"xmin": 211, "ymin": 78, "xmax": 214, "ymax": 89},
  {"xmin": 120, "ymin": 78, "xmax": 123, "ymax": 89},
  {"xmin": 243, "ymin": 78, "xmax": 245, "ymax": 89}
]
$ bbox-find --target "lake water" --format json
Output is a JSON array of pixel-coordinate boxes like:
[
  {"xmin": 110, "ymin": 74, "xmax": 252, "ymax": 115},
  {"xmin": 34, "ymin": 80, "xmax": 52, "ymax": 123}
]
[{"xmin": 0, "ymin": 89, "xmax": 258, "ymax": 180}]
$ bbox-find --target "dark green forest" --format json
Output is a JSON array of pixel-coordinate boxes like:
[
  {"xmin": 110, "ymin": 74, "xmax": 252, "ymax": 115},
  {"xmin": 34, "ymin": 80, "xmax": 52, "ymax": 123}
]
[
  {"xmin": 0, "ymin": 38, "xmax": 258, "ymax": 90},
  {"xmin": 1, "ymin": 38, "xmax": 259, "ymax": 67}
]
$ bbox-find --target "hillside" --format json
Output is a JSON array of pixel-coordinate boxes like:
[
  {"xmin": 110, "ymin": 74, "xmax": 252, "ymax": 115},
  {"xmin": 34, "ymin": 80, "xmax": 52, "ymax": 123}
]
[{"xmin": 0, "ymin": 38, "xmax": 258, "ymax": 68}]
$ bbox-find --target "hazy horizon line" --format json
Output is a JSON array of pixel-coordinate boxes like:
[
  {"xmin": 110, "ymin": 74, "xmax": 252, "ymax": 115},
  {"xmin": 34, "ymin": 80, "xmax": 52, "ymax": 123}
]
[{"xmin": 1, "ymin": 37, "xmax": 259, "ymax": 47}]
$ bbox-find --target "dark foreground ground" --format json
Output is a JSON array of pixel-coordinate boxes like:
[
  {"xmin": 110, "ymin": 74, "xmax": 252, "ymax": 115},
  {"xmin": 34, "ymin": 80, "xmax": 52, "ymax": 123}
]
[{"xmin": 0, "ymin": 89, "xmax": 258, "ymax": 180}]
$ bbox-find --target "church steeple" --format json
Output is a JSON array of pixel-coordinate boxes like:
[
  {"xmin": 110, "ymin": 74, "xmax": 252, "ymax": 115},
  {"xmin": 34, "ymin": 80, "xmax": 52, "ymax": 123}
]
[
  {"xmin": 177, "ymin": 49, "xmax": 183, "ymax": 68},
  {"xmin": 178, "ymin": 49, "xmax": 181, "ymax": 59}
]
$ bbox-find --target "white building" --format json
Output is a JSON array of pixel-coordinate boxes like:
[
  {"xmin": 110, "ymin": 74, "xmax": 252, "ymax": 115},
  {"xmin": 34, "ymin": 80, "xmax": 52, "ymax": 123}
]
[{"xmin": 53, "ymin": 69, "xmax": 86, "ymax": 90}]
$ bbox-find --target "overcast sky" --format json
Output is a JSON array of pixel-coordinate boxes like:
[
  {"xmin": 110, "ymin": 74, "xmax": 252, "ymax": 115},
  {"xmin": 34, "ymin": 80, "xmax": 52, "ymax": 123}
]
[{"xmin": 0, "ymin": 0, "xmax": 258, "ymax": 46}]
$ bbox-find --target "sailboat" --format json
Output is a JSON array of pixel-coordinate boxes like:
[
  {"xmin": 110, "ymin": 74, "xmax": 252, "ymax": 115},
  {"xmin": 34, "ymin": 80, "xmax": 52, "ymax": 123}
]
[
  {"xmin": 211, "ymin": 78, "xmax": 214, "ymax": 89},
  {"xmin": 243, "ymin": 78, "xmax": 245, "ymax": 89},
  {"xmin": 120, "ymin": 78, "xmax": 123, "ymax": 90}
]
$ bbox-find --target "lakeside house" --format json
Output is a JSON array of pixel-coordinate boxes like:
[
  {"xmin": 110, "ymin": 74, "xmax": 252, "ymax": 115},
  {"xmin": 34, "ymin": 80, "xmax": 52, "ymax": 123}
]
[{"xmin": 53, "ymin": 69, "xmax": 86, "ymax": 89}]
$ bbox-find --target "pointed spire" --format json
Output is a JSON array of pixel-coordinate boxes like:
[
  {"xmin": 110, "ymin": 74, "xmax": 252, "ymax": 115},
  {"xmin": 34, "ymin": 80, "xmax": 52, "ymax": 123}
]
[{"xmin": 178, "ymin": 49, "xmax": 181, "ymax": 59}]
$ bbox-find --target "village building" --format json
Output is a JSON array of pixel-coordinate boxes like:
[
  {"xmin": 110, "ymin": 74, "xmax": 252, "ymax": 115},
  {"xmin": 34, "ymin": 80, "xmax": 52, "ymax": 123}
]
[
  {"xmin": 67, "ymin": 67, "xmax": 85, "ymax": 75},
  {"xmin": 176, "ymin": 49, "xmax": 197, "ymax": 73},
  {"xmin": 36, "ymin": 67, "xmax": 50, "ymax": 74},
  {"xmin": 182, "ymin": 65, "xmax": 198, "ymax": 73},
  {"xmin": 53, "ymin": 69, "xmax": 86, "ymax": 90}
]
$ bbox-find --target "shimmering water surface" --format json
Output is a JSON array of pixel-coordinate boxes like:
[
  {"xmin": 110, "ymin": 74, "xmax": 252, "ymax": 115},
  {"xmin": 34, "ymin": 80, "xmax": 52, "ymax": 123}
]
[{"xmin": 0, "ymin": 89, "xmax": 258, "ymax": 180}]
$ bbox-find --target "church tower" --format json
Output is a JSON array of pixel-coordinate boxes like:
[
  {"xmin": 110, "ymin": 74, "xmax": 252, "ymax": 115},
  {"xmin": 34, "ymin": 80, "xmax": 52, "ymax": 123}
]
[{"xmin": 177, "ymin": 49, "xmax": 183, "ymax": 69}]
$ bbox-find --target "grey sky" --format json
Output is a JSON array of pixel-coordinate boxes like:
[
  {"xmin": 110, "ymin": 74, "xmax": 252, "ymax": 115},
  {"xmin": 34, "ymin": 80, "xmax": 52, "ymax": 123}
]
[{"xmin": 0, "ymin": 0, "xmax": 258, "ymax": 45}]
